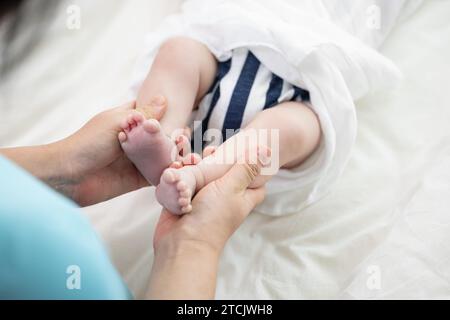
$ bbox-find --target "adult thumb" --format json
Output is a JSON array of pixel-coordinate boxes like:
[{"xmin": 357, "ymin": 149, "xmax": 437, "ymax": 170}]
[
  {"xmin": 136, "ymin": 95, "xmax": 167, "ymax": 121},
  {"xmin": 218, "ymin": 147, "xmax": 271, "ymax": 194}
]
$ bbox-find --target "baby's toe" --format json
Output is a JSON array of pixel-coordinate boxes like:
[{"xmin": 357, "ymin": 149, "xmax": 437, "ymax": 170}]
[
  {"xmin": 181, "ymin": 205, "xmax": 193, "ymax": 214},
  {"xmin": 176, "ymin": 135, "xmax": 191, "ymax": 157},
  {"xmin": 132, "ymin": 111, "xmax": 145, "ymax": 125},
  {"xmin": 178, "ymin": 198, "xmax": 190, "ymax": 207},
  {"xmin": 162, "ymin": 169, "xmax": 180, "ymax": 184},
  {"xmin": 118, "ymin": 132, "xmax": 127, "ymax": 143},
  {"xmin": 203, "ymin": 146, "xmax": 217, "ymax": 158},
  {"xmin": 177, "ymin": 181, "xmax": 188, "ymax": 191},
  {"xmin": 121, "ymin": 119, "xmax": 131, "ymax": 132},
  {"xmin": 143, "ymin": 119, "xmax": 161, "ymax": 134},
  {"xmin": 176, "ymin": 134, "xmax": 188, "ymax": 146},
  {"xmin": 180, "ymin": 189, "xmax": 191, "ymax": 198},
  {"xmin": 128, "ymin": 115, "xmax": 139, "ymax": 130},
  {"xmin": 170, "ymin": 161, "xmax": 183, "ymax": 169}
]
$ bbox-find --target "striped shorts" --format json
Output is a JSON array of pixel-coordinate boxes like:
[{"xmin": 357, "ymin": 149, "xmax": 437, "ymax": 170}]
[{"xmin": 191, "ymin": 48, "xmax": 309, "ymax": 152}]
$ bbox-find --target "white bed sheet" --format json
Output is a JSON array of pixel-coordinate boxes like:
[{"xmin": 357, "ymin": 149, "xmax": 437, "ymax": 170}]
[{"xmin": 0, "ymin": 0, "xmax": 449, "ymax": 299}]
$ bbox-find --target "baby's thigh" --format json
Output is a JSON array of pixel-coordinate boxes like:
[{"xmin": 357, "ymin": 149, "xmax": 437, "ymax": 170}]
[{"xmin": 246, "ymin": 101, "xmax": 319, "ymax": 144}]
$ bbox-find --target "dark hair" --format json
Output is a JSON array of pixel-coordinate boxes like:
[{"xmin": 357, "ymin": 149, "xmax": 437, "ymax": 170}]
[
  {"xmin": 0, "ymin": 0, "xmax": 26, "ymax": 20},
  {"xmin": 1, "ymin": 0, "xmax": 59, "ymax": 79}
]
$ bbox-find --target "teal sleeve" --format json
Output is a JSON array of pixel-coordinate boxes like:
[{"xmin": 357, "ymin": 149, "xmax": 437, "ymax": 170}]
[{"xmin": 0, "ymin": 156, "xmax": 132, "ymax": 300}]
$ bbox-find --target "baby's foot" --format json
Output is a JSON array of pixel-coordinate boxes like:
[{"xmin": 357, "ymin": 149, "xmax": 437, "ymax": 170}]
[
  {"xmin": 156, "ymin": 166, "xmax": 203, "ymax": 215},
  {"xmin": 119, "ymin": 111, "xmax": 177, "ymax": 186}
]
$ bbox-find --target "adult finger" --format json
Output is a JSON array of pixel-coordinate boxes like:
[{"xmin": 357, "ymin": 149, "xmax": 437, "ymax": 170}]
[
  {"xmin": 217, "ymin": 147, "xmax": 271, "ymax": 194},
  {"xmin": 136, "ymin": 95, "xmax": 167, "ymax": 121}
]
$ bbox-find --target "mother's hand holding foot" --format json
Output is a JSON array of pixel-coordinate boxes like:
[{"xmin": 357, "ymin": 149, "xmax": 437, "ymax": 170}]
[
  {"xmin": 148, "ymin": 153, "xmax": 267, "ymax": 300},
  {"xmin": 1, "ymin": 99, "xmax": 167, "ymax": 207},
  {"xmin": 0, "ymin": 97, "xmax": 266, "ymax": 299}
]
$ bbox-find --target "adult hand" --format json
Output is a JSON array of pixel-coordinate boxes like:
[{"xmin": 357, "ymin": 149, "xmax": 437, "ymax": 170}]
[
  {"xmin": 63, "ymin": 99, "xmax": 168, "ymax": 206},
  {"xmin": 1, "ymin": 98, "xmax": 167, "ymax": 207},
  {"xmin": 148, "ymin": 149, "xmax": 269, "ymax": 300}
]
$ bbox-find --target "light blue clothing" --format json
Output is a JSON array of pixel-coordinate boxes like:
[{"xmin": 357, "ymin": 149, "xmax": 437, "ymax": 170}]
[{"xmin": 0, "ymin": 156, "xmax": 131, "ymax": 299}]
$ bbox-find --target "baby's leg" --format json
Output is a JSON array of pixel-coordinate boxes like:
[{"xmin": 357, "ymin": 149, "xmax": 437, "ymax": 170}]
[
  {"xmin": 137, "ymin": 37, "xmax": 218, "ymax": 134},
  {"xmin": 156, "ymin": 101, "xmax": 321, "ymax": 214},
  {"xmin": 119, "ymin": 38, "xmax": 217, "ymax": 186}
]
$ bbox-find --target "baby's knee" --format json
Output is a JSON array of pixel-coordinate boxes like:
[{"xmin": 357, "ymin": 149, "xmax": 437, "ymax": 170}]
[{"xmin": 155, "ymin": 37, "xmax": 203, "ymax": 67}]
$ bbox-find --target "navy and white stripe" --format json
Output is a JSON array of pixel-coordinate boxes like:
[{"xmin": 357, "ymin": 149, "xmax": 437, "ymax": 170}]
[
  {"xmin": 264, "ymin": 74, "xmax": 284, "ymax": 110},
  {"xmin": 192, "ymin": 58, "xmax": 232, "ymax": 151},
  {"xmin": 203, "ymin": 60, "xmax": 232, "ymax": 127},
  {"xmin": 193, "ymin": 48, "xmax": 310, "ymax": 150},
  {"xmin": 222, "ymin": 51, "xmax": 261, "ymax": 140}
]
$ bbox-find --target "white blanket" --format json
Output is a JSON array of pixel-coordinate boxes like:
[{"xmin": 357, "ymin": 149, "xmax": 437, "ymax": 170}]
[
  {"xmin": 131, "ymin": 0, "xmax": 415, "ymax": 215},
  {"xmin": 1, "ymin": 0, "xmax": 449, "ymax": 299}
]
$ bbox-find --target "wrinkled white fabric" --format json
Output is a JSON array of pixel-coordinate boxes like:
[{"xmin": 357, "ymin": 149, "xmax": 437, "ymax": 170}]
[{"xmin": 131, "ymin": 0, "xmax": 413, "ymax": 215}]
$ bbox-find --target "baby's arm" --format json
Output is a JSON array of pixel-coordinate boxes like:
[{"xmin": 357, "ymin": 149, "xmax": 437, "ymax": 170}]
[{"xmin": 156, "ymin": 101, "xmax": 321, "ymax": 214}]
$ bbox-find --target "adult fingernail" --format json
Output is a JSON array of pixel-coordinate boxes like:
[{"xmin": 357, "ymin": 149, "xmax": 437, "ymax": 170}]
[
  {"xmin": 258, "ymin": 148, "xmax": 272, "ymax": 167},
  {"xmin": 151, "ymin": 95, "xmax": 166, "ymax": 107},
  {"xmin": 152, "ymin": 105, "xmax": 164, "ymax": 116}
]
